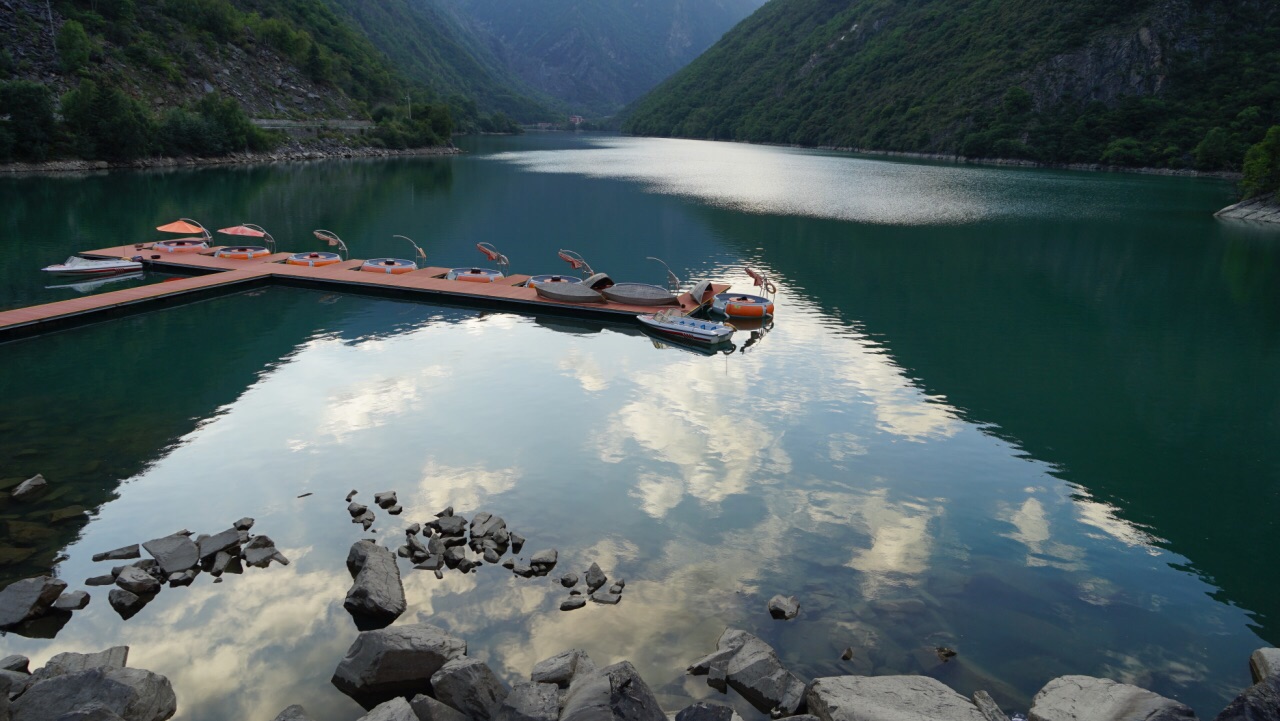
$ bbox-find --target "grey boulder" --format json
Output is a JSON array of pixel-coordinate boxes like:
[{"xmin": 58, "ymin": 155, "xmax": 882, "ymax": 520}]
[
  {"xmin": 243, "ymin": 535, "xmax": 286, "ymax": 567},
  {"xmin": 431, "ymin": 657, "xmax": 510, "ymax": 721},
  {"xmin": 1027, "ymin": 676, "xmax": 1196, "ymax": 721},
  {"xmin": 972, "ymin": 690, "xmax": 1009, "ymax": 721},
  {"xmin": 10, "ymin": 667, "xmax": 176, "ymax": 721},
  {"xmin": 767, "ymin": 595, "xmax": 800, "ymax": 620},
  {"xmin": 496, "ymin": 681, "xmax": 558, "ymax": 721},
  {"xmin": 531, "ymin": 649, "xmax": 596, "ymax": 688},
  {"xmin": 35, "ymin": 647, "xmax": 129, "ymax": 680},
  {"xmin": 560, "ymin": 661, "xmax": 665, "ymax": 721},
  {"xmin": 807, "ymin": 676, "xmax": 986, "ymax": 721},
  {"xmin": 141, "ymin": 535, "xmax": 198, "ymax": 575},
  {"xmin": 0, "ymin": 576, "xmax": 68, "ymax": 628},
  {"xmin": 674, "ymin": 702, "xmax": 744, "ymax": 721},
  {"xmin": 411, "ymin": 694, "xmax": 470, "ymax": 721},
  {"xmin": 54, "ymin": 590, "xmax": 92, "ymax": 611},
  {"xmin": 360, "ymin": 697, "xmax": 417, "ymax": 721},
  {"xmin": 0, "ymin": 654, "xmax": 29, "ymax": 673},
  {"xmin": 529, "ymin": 549, "xmax": 558, "ymax": 572},
  {"xmin": 115, "ymin": 567, "xmax": 160, "ymax": 596},
  {"xmin": 688, "ymin": 628, "xmax": 806, "ymax": 716},
  {"xmin": 471, "ymin": 513, "xmax": 507, "ymax": 540},
  {"xmin": 1213, "ymin": 675, "xmax": 1280, "ymax": 721},
  {"xmin": 92, "ymin": 545, "xmax": 140, "ymax": 563},
  {"xmin": 107, "ymin": 589, "xmax": 150, "ymax": 620},
  {"xmin": 332, "ymin": 623, "xmax": 467, "ymax": 700},
  {"xmin": 1253, "ymin": 649, "xmax": 1280, "ymax": 684},
  {"xmin": 585, "ymin": 563, "xmax": 607, "ymax": 592},
  {"xmin": 347, "ymin": 540, "xmax": 381, "ymax": 576},
  {"xmin": 270, "ymin": 705, "xmax": 314, "ymax": 721},
  {"xmin": 344, "ymin": 542, "xmax": 406, "ymax": 624},
  {"xmin": 196, "ymin": 529, "xmax": 241, "ymax": 560}
]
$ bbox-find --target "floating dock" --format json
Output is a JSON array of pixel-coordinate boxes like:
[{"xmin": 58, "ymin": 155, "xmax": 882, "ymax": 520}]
[{"xmin": 0, "ymin": 245, "xmax": 728, "ymax": 343}]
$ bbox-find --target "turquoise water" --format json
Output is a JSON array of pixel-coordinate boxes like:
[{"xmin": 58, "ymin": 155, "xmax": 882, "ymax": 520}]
[{"xmin": 1, "ymin": 134, "xmax": 1278, "ymax": 720}]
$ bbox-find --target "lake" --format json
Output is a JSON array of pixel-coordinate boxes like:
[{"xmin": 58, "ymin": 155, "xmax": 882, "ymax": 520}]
[{"xmin": 1, "ymin": 133, "xmax": 1278, "ymax": 721}]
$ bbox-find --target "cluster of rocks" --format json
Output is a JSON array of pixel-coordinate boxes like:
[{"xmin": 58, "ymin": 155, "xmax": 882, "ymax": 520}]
[
  {"xmin": 687, "ymin": 629, "xmax": 1280, "ymax": 721},
  {"xmin": 1, "ymin": 143, "xmax": 463, "ymax": 175},
  {"xmin": 0, "ymin": 576, "xmax": 86, "ymax": 634},
  {"xmin": 340, "ymin": 492, "xmax": 626, "ymax": 625},
  {"xmin": 1215, "ymin": 195, "xmax": 1280, "ymax": 224},
  {"xmin": 556, "ymin": 563, "xmax": 624, "ymax": 611},
  {"xmin": 0, "ymin": 646, "xmax": 176, "ymax": 721},
  {"xmin": 82, "ymin": 517, "xmax": 287, "ymax": 620}
]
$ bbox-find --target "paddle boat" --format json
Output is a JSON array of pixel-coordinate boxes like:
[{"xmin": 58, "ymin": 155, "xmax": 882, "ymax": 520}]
[
  {"xmin": 600, "ymin": 257, "xmax": 682, "ymax": 306},
  {"xmin": 152, "ymin": 219, "xmax": 211, "ymax": 254},
  {"xmin": 711, "ymin": 267, "xmax": 776, "ymax": 318},
  {"xmin": 528, "ymin": 250, "xmax": 609, "ymax": 303},
  {"xmin": 359, "ymin": 235, "xmax": 425, "ymax": 275},
  {"xmin": 214, "ymin": 224, "xmax": 275, "ymax": 259},
  {"xmin": 286, "ymin": 230, "xmax": 348, "ymax": 267},
  {"xmin": 446, "ymin": 243, "xmax": 507, "ymax": 283}
]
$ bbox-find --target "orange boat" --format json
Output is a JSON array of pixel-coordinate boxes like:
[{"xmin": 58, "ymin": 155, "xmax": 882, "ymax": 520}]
[{"xmin": 153, "ymin": 219, "xmax": 211, "ymax": 253}]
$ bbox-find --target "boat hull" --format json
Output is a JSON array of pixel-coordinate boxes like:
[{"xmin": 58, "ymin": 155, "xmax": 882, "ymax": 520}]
[
  {"xmin": 636, "ymin": 314, "xmax": 735, "ymax": 343},
  {"xmin": 602, "ymin": 282, "xmax": 679, "ymax": 306},
  {"xmin": 41, "ymin": 258, "xmax": 143, "ymax": 277},
  {"xmin": 533, "ymin": 283, "xmax": 606, "ymax": 304}
]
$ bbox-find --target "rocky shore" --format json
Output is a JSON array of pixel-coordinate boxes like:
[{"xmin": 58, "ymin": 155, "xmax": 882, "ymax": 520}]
[
  {"xmin": 813, "ymin": 145, "xmax": 1244, "ymax": 180},
  {"xmin": 4, "ymin": 486, "xmax": 1280, "ymax": 720},
  {"xmin": 0, "ymin": 141, "xmax": 462, "ymax": 176},
  {"xmin": 1214, "ymin": 196, "xmax": 1280, "ymax": 224}
]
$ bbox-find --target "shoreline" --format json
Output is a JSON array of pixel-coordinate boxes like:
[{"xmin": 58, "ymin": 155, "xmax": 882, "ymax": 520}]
[{"xmin": 0, "ymin": 142, "xmax": 463, "ymax": 176}]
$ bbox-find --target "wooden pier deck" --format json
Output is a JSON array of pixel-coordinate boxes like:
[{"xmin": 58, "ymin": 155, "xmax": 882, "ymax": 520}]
[{"xmin": 0, "ymin": 245, "xmax": 726, "ymax": 342}]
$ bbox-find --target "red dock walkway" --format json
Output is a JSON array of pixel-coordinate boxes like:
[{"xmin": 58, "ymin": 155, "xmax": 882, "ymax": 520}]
[{"xmin": 0, "ymin": 245, "xmax": 726, "ymax": 342}]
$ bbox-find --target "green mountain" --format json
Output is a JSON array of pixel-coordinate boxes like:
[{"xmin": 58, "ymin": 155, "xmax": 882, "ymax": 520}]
[
  {"xmin": 326, "ymin": 0, "xmax": 555, "ymax": 120},
  {"xmin": 623, "ymin": 0, "xmax": 1280, "ymax": 170},
  {"xmin": 446, "ymin": 0, "xmax": 767, "ymax": 117}
]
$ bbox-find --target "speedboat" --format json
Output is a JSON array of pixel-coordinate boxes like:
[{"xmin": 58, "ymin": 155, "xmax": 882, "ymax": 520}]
[
  {"xmin": 41, "ymin": 256, "xmax": 143, "ymax": 277},
  {"xmin": 636, "ymin": 309, "xmax": 735, "ymax": 344}
]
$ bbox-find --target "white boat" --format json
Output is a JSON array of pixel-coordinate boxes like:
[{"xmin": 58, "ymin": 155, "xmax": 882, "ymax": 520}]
[
  {"xmin": 636, "ymin": 309, "xmax": 735, "ymax": 344},
  {"xmin": 45, "ymin": 271, "xmax": 144, "ymax": 292},
  {"xmin": 41, "ymin": 256, "xmax": 143, "ymax": 277}
]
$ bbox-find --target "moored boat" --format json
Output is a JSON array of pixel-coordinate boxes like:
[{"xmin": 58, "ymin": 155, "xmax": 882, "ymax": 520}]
[
  {"xmin": 711, "ymin": 267, "xmax": 777, "ymax": 318},
  {"xmin": 603, "ymin": 282, "xmax": 679, "ymax": 306},
  {"xmin": 447, "ymin": 243, "xmax": 507, "ymax": 283},
  {"xmin": 361, "ymin": 258, "xmax": 418, "ymax": 274},
  {"xmin": 636, "ymin": 309, "xmax": 735, "ymax": 343},
  {"xmin": 153, "ymin": 219, "xmax": 211, "ymax": 253},
  {"xmin": 41, "ymin": 256, "xmax": 143, "ymax": 277},
  {"xmin": 286, "ymin": 230, "xmax": 348, "ymax": 267},
  {"xmin": 213, "ymin": 224, "xmax": 275, "ymax": 259}
]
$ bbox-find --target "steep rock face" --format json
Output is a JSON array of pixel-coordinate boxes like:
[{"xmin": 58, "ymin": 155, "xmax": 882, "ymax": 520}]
[{"xmin": 624, "ymin": 0, "xmax": 1280, "ymax": 169}]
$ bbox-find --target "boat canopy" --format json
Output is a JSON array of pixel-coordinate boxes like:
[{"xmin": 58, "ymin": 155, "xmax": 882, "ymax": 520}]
[
  {"xmin": 218, "ymin": 225, "xmax": 268, "ymax": 237},
  {"xmin": 156, "ymin": 220, "xmax": 205, "ymax": 235}
]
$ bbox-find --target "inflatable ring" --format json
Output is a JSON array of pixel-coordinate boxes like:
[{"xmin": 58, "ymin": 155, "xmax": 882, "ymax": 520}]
[
  {"xmin": 360, "ymin": 258, "xmax": 417, "ymax": 274},
  {"xmin": 712, "ymin": 292, "xmax": 774, "ymax": 318},
  {"xmin": 447, "ymin": 267, "xmax": 503, "ymax": 283},
  {"xmin": 153, "ymin": 239, "xmax": 209, "ymax": 254},
  {"xmin": 214, "ymin": 245, "xmax": 271, "ymax": 260},
  {"xmin": 526, "ymin": 274, "xmax": 582, "ymax": 287},
  {"xmin": 286, "ymin": 251, "xmax": 342, "ymax": 267}
]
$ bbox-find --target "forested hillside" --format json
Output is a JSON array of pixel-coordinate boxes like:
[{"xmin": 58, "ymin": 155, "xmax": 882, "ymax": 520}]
[
  {"xmin": 624, "ymin": 0, "xmax": 1280, "ymax": 170},
  {"xmin": 447, "ymin": 0, "xmax": 766, "ymax": 116}
]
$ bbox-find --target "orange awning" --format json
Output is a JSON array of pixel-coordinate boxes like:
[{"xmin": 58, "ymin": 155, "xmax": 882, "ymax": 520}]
[
  {"xmin": 157, "ymin": 220, "xmax": 205, "ymax": 234},
  {"xmin": 218, "ymin": 225, "xmax": 266, "ymax": 238}
]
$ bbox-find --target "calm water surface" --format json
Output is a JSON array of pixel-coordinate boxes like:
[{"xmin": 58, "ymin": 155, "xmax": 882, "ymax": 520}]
[{"xmin": 1, "ymin": 134, "xmax": 1278, "ymax": 720}]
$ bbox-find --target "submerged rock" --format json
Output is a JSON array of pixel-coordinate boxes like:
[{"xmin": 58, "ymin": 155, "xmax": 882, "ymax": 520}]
[
  {"xmin": 0, "ymin": 576, "xmax": 68, "ymax": 628},
  {"xmin": 589, "ymin": 590, "xmax": 621, "ymax": 605},
  {"xmin": 1026, "ymin": 676, "xmax": 1195, "ymax": 721},
  {"xmin": 92, "ymin": 545, "xmax": 141, "ymax": 563},
  {"xmin": 972, "ymin": 690, "xmax": 1009, "ymax": 721},
  {"xmin": 688, "ymin": 629, "xmax": 806, "ymax": 716},
  {"xmin": 432, "ymin": 657, "xmax": 510, "ymax": 721},
  {"xmin": 142, "ymin": 535, "xmax": 199, "ymax": 575},
  {"xmin": 332, "ymin": 623, "xmax": 467, "ymax": 700},
  {"xmin": 344, "ymin": 542, "xmax": 406, "ymax": 625},
  {"xmin": 1209, "ymin": 675, "xmax": 1280, "ymax": 721},
  {"xmin": 12, "ymin": 474, "xmax": 49, "ymax": 502},
  {"xmin": 560, "ymin": 597, "xmax": 586, "ymax": 611},
  {"xmin": 768, "ymin": 595, "xmax": 800, "ymax": 620}
]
